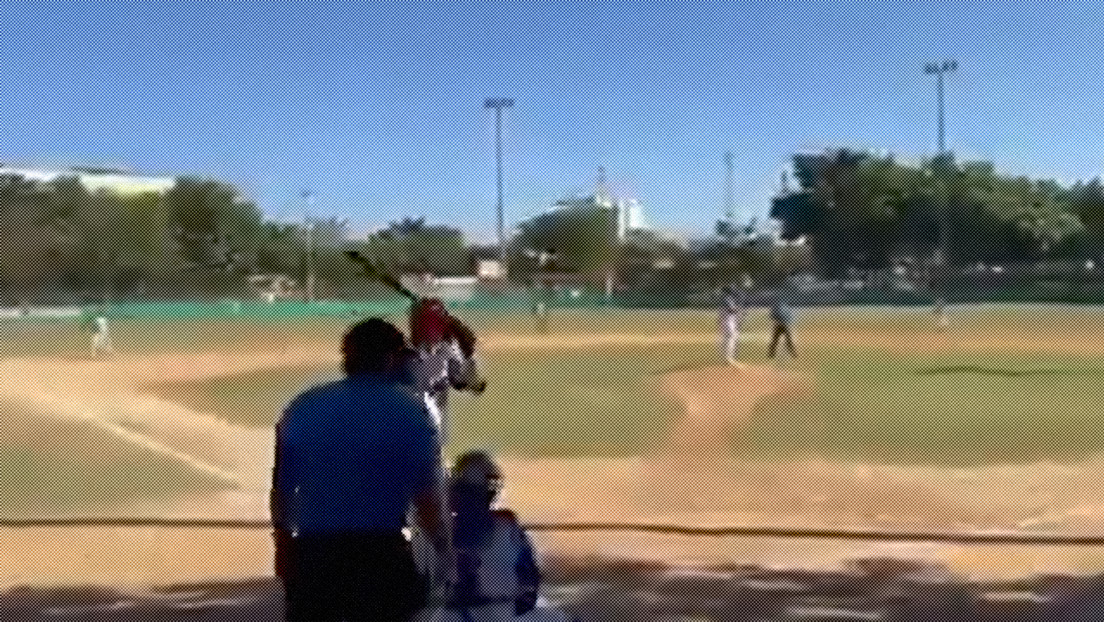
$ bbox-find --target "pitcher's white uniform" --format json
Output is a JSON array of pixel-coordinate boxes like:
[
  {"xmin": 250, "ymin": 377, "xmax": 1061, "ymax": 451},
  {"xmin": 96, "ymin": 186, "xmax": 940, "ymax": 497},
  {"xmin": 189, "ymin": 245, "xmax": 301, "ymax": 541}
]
[
  {"xmin": 719, "ymin": 291, "xmax": 745, "ymax": 366},
  {"xmin": 91, "ymin": 315, "xmax": 114, "ymax": 357}
]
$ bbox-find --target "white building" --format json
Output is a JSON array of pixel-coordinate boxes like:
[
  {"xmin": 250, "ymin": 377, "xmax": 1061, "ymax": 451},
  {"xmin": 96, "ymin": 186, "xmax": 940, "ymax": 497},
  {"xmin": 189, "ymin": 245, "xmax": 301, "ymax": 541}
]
[
  {"xmin": 548, "ymin": 193, "xmax": 649, "ymax": 241},
  {"xmin": 0, "ymin": 165, "xmax": 176, "ymax": 195}
]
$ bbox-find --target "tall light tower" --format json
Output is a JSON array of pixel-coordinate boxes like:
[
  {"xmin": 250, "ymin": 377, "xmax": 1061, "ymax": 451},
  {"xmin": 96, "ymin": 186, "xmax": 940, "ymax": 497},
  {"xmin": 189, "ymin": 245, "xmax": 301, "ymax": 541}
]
[
  {"xmin": 925, "ymin": 59, "xmax": 957, "ymax": 327},
  {"xmin": 925, "ymin": 60, "xmax": 957, "ymax": 155},
  {"xmin": 485, "ymin": 97, "xmax": 514, "ymax": 271}
]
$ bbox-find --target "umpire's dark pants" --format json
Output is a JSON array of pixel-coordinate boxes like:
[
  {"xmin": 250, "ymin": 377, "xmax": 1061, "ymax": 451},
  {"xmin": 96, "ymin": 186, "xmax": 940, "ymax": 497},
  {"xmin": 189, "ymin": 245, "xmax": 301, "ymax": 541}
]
[
  {"xmin": 768, "ymin": 323, "xmax": 797, "ymax": 358},
  {"xmin": 282, "ymin": 531, "xmax": 426, "ymax": 622}
]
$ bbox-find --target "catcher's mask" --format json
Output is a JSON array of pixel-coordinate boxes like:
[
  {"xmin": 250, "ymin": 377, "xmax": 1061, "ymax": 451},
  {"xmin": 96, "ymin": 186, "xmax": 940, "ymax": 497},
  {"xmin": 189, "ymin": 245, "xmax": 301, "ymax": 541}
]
[
  {"xmin": 450, "ymin": 451, "xmax": 503, "ymax": 507},
  {"xmin": 410, "ymin": 298, "xmax": 450, "ymax": 349}
]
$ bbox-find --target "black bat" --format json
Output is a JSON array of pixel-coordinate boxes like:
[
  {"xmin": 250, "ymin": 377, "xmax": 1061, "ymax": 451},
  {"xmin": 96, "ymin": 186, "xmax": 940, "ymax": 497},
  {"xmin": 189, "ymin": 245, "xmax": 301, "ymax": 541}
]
[
  {"xmin": 344, "ymin": 251, "xmax": 418, "ymax": 300},
  {"xmin": 346, "ymin": 250, "xmax": 486, "ymax": 391}
]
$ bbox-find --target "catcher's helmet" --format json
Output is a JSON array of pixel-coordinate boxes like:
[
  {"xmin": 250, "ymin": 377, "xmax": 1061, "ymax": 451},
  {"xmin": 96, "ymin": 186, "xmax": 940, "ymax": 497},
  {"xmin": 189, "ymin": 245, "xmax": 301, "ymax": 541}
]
[
  {"xmin": 450, "ymin": 450, "xmax": 503, "ymax": 502},
  {"xmin": 409, "ymin": 298, "xmax": 450, "ymax": 348}
]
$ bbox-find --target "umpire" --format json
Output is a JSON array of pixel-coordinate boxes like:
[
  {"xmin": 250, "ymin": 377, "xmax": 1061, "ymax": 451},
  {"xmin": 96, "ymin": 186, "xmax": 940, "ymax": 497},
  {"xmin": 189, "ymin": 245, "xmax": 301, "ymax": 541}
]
[
  {"xmin": 768, "ymin": 291, "xmax": 798, "ymax": 359},
  {"xmin": 271, "ymin": 318, "xmax": 445, "ymax": 621}
]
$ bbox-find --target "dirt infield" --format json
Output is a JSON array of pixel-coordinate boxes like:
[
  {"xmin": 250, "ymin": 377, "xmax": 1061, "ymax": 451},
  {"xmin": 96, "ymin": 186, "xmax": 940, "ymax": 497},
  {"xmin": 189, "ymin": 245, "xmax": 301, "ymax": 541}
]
[
  {"xmin": 5, "ymin": 330, "xmax": 1104, "ymax": 589},
  {"xmin": 657, "ymin": 364, "xmax": 803, "ymax": 456}
]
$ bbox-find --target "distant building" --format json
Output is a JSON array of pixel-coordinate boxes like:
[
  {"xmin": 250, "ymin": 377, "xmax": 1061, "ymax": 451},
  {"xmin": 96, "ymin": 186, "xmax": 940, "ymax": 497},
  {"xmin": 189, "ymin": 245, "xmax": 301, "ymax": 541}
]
[
  {"xmin": 476, "ymin": 260, "xmax": 505, "ymax": 280},
  {"xmin": 0, "ymin": 164, "xmax": 176, "ymax": 195},
  {"xmin": 546, "ymin": 193, "xmax": 649, "ymax": 241}
]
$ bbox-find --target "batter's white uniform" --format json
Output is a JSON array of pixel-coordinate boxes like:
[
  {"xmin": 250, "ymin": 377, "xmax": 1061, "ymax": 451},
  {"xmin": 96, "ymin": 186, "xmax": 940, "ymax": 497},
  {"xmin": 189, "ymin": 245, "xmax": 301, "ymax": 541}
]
[
  {"xmin": 407, "ymin": 339, "xmax": 480, "ymax": 444},
  {"xmin": 91, "ymin": 316, "xmax": 114, "ymax": 357},
  {"xmin": 403, "ymin": 339, "xmax": 484, "ymax": 604}
]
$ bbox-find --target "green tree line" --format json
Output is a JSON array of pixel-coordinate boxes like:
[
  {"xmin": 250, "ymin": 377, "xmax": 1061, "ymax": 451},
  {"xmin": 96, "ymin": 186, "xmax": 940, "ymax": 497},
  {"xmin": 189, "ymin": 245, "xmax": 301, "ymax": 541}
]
[
  {"xmin": 0, "ymin": 175, "xmax": 368, "ymax": 304},
  {"xmin": 770, "ymin": 149, "xmax": 1104, "ymax": 276}
]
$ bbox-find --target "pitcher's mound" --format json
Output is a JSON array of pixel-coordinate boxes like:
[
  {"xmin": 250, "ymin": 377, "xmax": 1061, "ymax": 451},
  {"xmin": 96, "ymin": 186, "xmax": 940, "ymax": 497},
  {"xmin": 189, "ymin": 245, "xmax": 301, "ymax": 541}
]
[{"xmin": 658, "ymin": 364, "xmax": 806, "ymax": 456}]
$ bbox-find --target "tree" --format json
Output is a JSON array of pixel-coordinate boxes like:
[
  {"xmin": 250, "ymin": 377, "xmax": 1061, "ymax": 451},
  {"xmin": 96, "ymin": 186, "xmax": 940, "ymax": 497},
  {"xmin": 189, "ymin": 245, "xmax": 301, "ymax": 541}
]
[
  {"xmin": 164, "ymin": 177, "xmax": 263, "ymax": 276},
  {"xmin": 771, "ymin": 149, "xmax": 1088, "ymax": 275},
  {"xmin": 360, "ymin": 217, "xmax": 470, "ymax": 276},
  {"xmin": 0, "ymin": 175, "xmax": 56, "ymax": 303},
  {"xmin": 256, "ymin": 221, "xmax": 306, "ymax": 277},
  {"xmin": 511, "ymin": 207, "xmax": 619, "ymax": 282}
]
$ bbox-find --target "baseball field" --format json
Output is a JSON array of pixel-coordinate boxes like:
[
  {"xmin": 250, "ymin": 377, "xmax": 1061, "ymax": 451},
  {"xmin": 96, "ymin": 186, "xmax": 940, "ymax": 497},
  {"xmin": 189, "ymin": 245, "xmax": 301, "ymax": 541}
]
[{"xmin": 5, "ymin": 304, "xmax": 1104, "ymax": 589}]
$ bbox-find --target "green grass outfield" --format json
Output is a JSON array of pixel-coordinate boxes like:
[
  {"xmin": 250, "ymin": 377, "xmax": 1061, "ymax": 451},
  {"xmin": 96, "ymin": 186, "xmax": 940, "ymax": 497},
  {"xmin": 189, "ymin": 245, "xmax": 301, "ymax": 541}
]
[
  {"xmin": 0, "ymin": 402, "xmax": 223, "ymax": 517},
  {"xmin": 12, "ymin": 304, "xmax": 1104, "ymax": 467},
  {"xmin": 151, "ymin": 343, "xmax": 714, "ymax": 458},
  {"xmin": 151, "ymin": 327, "xmax": 1104, "ymax": 467},
  {"xmin": 742, "ymin": 348, "xmax": 1104, "ymax": 467},
  {"xmin": 2, "ymin": 304, "xmax": 1103, "ymax": 358}
]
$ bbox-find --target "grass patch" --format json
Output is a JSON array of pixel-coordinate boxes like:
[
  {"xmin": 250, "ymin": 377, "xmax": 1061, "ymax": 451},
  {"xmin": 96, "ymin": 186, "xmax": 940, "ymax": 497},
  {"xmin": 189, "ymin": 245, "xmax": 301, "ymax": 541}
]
[
  {"xmin": 0, "ymin": 401, "xmax": 225, "ymax": 517},
  {"xmin": 0, "ymin": 309, "xmax": 719, "ymax": 359},
  {"xmin": 150, "ymin": 344, "xmax": 714, "ymax": 458},
  {"xmin": 739, "ymin": 349, "xmax": 1104, "ymax": 466}
]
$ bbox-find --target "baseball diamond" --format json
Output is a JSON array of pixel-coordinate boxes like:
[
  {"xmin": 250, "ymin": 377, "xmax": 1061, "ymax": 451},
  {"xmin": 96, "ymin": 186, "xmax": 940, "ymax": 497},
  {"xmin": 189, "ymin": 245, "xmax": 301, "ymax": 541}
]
[{"xmin": 4, "ymin": 305, "xmax": 1104, "ymax": 596}]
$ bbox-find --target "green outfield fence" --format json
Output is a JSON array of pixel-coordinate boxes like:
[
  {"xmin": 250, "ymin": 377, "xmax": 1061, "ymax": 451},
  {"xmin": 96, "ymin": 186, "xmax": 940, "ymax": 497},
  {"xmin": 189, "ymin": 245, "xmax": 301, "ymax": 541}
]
[{"xmin": 7, "ymin": 284, "xmax": 1104, "ymax": 324}]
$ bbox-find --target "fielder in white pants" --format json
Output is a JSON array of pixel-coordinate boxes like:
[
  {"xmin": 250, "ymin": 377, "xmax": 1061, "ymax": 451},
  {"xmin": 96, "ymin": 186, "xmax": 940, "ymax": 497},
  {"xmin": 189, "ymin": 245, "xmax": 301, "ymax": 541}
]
[
  {"xmin": 718, "ymin": 287, "xmax": 746, "ymax": 366},
  {"xmin": 91, "ymin": 315, "xmax": 114, "ymax": 357}
]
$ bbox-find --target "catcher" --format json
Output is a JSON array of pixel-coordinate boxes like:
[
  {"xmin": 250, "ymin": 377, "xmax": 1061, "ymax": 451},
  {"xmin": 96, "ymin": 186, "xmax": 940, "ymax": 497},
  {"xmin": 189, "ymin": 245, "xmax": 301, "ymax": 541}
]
[{"xmin": 413, "ymin": 451, "xmax": 577, "ymax": 622}]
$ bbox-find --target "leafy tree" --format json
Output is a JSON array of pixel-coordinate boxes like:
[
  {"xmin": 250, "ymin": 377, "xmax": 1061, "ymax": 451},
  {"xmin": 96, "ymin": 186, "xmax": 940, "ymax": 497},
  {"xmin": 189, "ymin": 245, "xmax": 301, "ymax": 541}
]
[
  {"xmin": 164, "ymin": 177, "xmax": 262, "ymax": 276},
  {"xmin": 360, "ymin": 217, "xmax": 470, "ymax": 276},
  {"xmin": 0, "ymin": 175, "xmax": 56, "ymax": 303},
  {"xmin": 512, "ymin": 207, "xmax": 619, "ymax": 280},
  {"xmin": 771, "ymin": 149, "xmax": 1088, "ymax": 274}
]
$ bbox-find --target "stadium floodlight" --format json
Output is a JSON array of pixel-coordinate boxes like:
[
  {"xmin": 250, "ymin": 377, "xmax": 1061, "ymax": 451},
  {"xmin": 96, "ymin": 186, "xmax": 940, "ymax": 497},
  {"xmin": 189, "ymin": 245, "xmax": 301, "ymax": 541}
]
[
  {"xmin": 924, "ymin": 59, "xmax": 957, "ymax": 328},
  {"xmin": 484, "ymin": 98, "xmax": 515, "ymax": 271},
  {"xmin": 924, "ymin": 60, "xmax": 957, "ymax": 155}
]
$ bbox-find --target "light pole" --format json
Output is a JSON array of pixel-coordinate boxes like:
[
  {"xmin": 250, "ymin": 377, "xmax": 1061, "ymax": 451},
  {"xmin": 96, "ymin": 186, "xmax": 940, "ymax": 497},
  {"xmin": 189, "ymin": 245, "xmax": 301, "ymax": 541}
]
[
  {"xmin": 302, "ymin": 190, "xmax": 316, "ymax": 303},
  {"xmin": 925, "ymin": 59, "xmax": 956, "ymax": 328},
  {"xmin": 485, "ymin": 97, "xmax": 514, "ymax": 272}
]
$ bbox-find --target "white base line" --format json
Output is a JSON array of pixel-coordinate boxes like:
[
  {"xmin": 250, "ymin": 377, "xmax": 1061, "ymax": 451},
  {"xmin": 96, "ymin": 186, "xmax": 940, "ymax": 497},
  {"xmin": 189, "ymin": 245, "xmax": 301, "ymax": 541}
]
[
  {"xmin": 71, "ymin": 410, "xmax": 244, "ymax": 487},
  {"xmin": 1017, "ymin": 504, "xmax": 1104, "ymax": 529}
]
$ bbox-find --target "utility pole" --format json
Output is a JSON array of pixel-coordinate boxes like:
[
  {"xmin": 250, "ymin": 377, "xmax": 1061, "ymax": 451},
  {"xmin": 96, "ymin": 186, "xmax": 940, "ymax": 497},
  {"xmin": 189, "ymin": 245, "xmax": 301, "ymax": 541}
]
[
  {"xmin": 302, "ymin": 190, "xmax": 316, "ymax": 303},
  {"xmin": 484, "ymin": 97, "xmax": 514, "ymax": 273},
  {"xmin": 925, "ymin": 59, "xmax": 957, "ymax": 328}
]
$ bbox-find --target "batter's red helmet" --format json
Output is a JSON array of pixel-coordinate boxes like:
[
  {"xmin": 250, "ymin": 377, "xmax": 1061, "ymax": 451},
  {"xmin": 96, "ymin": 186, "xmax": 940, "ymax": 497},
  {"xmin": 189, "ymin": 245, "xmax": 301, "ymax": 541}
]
[{"xmin": 409, "ymin": 298, "xmax": 450, "ymax": 348}]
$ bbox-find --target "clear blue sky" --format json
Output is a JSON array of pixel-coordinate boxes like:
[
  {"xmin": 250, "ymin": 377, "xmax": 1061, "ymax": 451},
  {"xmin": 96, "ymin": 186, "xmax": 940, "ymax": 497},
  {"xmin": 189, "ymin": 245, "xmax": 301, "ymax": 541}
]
[{"xmin": 1, "ymin": 1, "xmax": 1101, "ymax": 241}]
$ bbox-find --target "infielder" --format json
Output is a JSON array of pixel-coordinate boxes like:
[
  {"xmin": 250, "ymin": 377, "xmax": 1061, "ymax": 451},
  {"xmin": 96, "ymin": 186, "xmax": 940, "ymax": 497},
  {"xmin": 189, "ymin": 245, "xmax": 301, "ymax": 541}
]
[
  {"xmin": 413, "ymin": 451, "xmax": 577, "ymax": 622},
  {"xmin": 90, "ymin": 314, "xmax": 114, "ymax": 357}
]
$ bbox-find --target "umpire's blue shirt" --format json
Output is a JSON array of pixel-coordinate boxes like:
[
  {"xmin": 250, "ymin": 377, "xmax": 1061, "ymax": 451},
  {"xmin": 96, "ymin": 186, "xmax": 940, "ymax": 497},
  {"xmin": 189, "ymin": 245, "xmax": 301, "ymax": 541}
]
[{"xmin": 274, "ymin": 373, "xmax": 440, "ymax": 535}]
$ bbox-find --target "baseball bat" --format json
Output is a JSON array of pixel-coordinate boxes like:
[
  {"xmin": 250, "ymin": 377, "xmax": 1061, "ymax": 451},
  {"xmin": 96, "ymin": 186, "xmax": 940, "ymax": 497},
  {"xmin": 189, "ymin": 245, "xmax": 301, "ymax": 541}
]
[
  {"xmin": 345, "ymin": 250, "xmax": 419, "ymax": 300},
  {"xmin": 345, "ymin": 249, "xmax": 482, "ymax": 365}
]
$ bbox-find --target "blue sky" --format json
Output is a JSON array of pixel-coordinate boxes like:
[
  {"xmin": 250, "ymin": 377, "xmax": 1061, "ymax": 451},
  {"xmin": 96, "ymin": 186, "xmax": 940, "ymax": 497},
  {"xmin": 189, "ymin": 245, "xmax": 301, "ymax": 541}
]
[{"xmin": 0, "ymin": 1, "xmax": 1101, "ymax": 241}]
